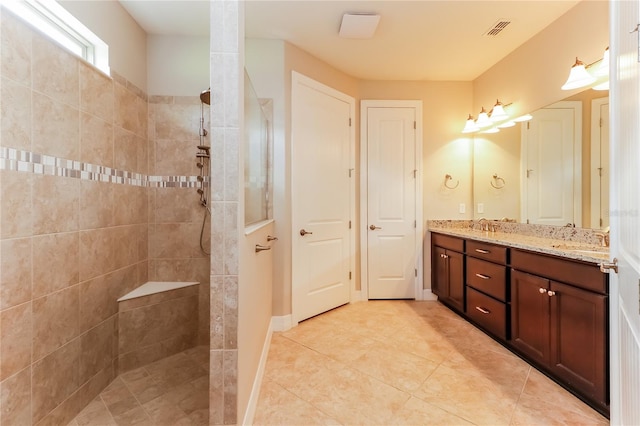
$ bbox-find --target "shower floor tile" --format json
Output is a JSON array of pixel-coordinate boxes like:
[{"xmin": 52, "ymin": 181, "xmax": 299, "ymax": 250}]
[{"xmin": 68, "ymin": 345, "xmax": 209, "ymax": 426}]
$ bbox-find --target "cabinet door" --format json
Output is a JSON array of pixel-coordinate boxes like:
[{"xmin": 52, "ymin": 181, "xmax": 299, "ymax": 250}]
[
  {"xmin": 511, "ymin": 270, "xmax": 551, "ymax": 365},
  {"xmin": 447, "ymin": 250, "xmax": 465, "ymax": 312},
  {"xmin": 549, "ymin": 281, "xmax": 608, "ymax": 405},
  {"xmin": 432, "ymin": 246, "xmax": 448, "ymax": 299}
]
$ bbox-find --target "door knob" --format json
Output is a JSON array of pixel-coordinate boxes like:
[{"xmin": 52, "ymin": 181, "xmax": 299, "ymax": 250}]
[
  {"xmin": 547, "ymin": 290, "xmax": 556, "ymax": 297},
  {"xmin": 539, "ymin": 288, "xmax": 547, "ymax": 294},
  {"xmin": 299, "ymin": 229, "xmax": 313, "ymax": 236},
  {"xmin": 369, "ymin": 224, "xmax": 382, "ymax": 230}
]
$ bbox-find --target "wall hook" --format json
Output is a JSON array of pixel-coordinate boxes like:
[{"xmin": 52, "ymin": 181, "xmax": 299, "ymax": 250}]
[
  {"xmin": 444, "ymin": 174, "xmax": 459, "ymax": 189},
  {"xmin": 491, "ymin": 173, "xmax": 506, "ymax": 189}
]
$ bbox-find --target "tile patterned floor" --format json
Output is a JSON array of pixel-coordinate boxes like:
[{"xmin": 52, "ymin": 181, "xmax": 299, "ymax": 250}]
[
  {"xmin": 68, "ymin": 346, "xmax": 209, "ymax": 426},
  {"xmin": 253, "ymin": 300, "xmax": 610, "ymax": 426},
  {"xmin": 70, "ymin": 301, "xmax": 609, "ymax": 426}
]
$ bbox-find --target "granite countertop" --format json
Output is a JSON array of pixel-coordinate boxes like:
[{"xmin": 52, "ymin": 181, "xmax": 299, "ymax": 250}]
[{"xmin": 428, "ymin": 223, "xmax": 610, "ymax": 265}]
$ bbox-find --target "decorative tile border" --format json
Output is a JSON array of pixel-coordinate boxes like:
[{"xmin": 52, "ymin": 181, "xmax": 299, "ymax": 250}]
[{"xmin": 0, "ymin": 147, "xmax": 208, "ymax": 188}]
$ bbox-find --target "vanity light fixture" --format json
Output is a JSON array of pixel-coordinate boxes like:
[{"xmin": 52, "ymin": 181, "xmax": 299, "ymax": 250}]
[
  {"xmin": 561, "ymin": 57, "xmax": 597, "ymax": 90},
  {"xmin": 498, "ymin": 120, "xmax": 516, "ymax": 128},
  {"xmin": 594, "ymin": 47, "xmax": 609, "ymax": 77},
  {"xmin": 462, "ymin": 114, "xmax": 480, "ymax": 133},
  {"xmin": 513, "ymin": 114, "xmax": 532, "ymax": 122},
  {"xmin": 489, "ymin": 99, "xmax": 508, "ymax": 122},
  {"xmin": 593, "ymin": 81, "xmax": 609, "ymax": 91},
  {"xmin": 475, "ymin": 107, "xmax": 492, "ymax": 128}
]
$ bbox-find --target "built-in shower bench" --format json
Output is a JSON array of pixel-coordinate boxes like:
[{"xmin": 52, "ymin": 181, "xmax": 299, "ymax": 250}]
[{"xmin": 116, "ymin": 281, "xmax": 200, "ymax": 373}]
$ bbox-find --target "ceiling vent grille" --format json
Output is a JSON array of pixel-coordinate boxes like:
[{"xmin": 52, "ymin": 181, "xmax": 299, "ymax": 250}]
[{"xmin": 485, "ymin": 20, "xmax": 511, "ymax": 36}]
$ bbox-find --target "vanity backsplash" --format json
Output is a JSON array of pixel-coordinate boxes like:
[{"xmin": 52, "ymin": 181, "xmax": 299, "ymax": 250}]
[{"xmin": 427, "ymin": 220, "xmax": 607, "ymax": 247}]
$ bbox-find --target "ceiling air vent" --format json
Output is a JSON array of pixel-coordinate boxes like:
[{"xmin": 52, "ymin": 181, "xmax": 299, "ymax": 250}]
[{"xmin": 485, "ymin": 20, "xmax": 511, "ymax": 37}]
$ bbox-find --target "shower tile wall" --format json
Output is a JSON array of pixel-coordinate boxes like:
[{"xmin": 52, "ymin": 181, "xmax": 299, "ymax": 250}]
[
  {"xmin": 148, "ymin": 96, "xmax": 211, "ymax": 346},
  {"xmin": 209, "ymin": 0, "xmax": 242, "ymax": 424},
  {"xmin": 0, "ymin": 9, "xmax": 209, "ymax": 426}
]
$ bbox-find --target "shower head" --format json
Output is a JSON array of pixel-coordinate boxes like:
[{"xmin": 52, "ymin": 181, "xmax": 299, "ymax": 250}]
[{"xmin": 200, "ymin": 88, "xmax": 211, "ymax": 105}]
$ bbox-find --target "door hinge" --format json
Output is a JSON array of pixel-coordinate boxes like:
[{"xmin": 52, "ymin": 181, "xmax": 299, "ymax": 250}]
[
  {"xmin": 600, "ymin": 118, "xmax": 603, "ymax": 127},
  {"xmin": 349, "ymin": 271, "xmax": 352, "ymax": 280},
  {"xmin": 414, "ymin": 220, "xmax": 417, "ymax": 228},
  {"xmin": 413, "ymin": 169, "xmax": 417, "ymax": 178},
  {"xmin": 527, "ymin": 122, "xmax": 530, "ymax": 130},
  {"xmin": 413, "ymin": 121, "xmax": 416, "ymax": 129},
  {"xmin": 349, "ymin": 220, "xmax": 352, "ymax": 229},
  {"xmin": 349, "ymin": 117, "xmax": 352, "ymax": 127},
  {"xmin": 414, "ymin": 268, "xmax": 417, "ymax": 277}
]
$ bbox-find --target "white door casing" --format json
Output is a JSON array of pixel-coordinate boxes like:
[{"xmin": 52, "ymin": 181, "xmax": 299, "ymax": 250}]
[
  {"xmin": 609, "ymin": 1, "xmax": 640, "ymax": 424},
  {"xmin": 590, "ymin": 97, "xmax": 610, "ymax": 229},
  {"xmin": 360, "ymin": 101, "xmax": 423, "ymax": 300},
  {"xmin": 521, "ymin": 101, "xmax": 582, "ymax": 227},
  {"xmin": 291, "ymin": 72, "xmax": 355, "ymax": 324}
]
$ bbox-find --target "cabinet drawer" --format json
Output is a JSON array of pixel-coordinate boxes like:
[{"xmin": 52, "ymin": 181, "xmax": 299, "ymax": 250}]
[
  {"xmin": 466, "ymin": 257, "xmax": 507, "ymax": 301},
  {"xmin": 467, "ymin": 240, "xmax": 508, "ymax": 264},
  {"xmin": 511, "ymin": 249, "xmax": 607, "ymax": 294},
  {"xmin": 466, "ymin": 287, "xmax": 507, "ymax": 340},
  {"xmin": 432, "ymin": 233, "xmax": 464, "ymax": 252}
]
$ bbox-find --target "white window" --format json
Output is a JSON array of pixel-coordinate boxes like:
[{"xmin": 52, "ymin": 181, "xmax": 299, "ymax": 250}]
[{"xmin": 1, "ymin": 0, "xmax": 109, "ymax": 75}]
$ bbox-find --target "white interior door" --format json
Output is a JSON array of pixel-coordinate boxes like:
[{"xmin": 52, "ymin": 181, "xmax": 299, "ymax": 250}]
[
  {"xmin": 590, "ymin": 98, "xmax": 610, "ymax": 229},
  {"xmin": 361, "ymin": 101, "xmax": 421, "ymax": 299},
  {"xmin": 522, "ymin": 102, "xmax": 582, "ymax": 226},
  {"xmin": 609, "ymin": 1, "xmax": 640, "ymax": 424},
  {"xmin": 291, "ymin": 72, "xmax": 354, "ymax": 323}
]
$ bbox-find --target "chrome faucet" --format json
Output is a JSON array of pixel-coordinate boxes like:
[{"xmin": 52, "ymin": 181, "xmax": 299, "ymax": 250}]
[{"xmin": 474, "ymin": 218, "xmax": 489, "ymax": 231}]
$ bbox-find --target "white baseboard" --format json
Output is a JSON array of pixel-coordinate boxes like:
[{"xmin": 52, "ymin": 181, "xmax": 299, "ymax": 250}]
[
  {"xmin": 271, "ymin": 314, "xmax": 293, "ymax": 332},
  {"xmin": 422, "ymin": 289, "xmax": 438, "ymax": 301},
  {"xmin": 352, "ymin": 290, "xmax": 364, "ymax": 302},
  {"xmin": 241, "ymin": 321, "xmax": 274, "ymax": 426}
]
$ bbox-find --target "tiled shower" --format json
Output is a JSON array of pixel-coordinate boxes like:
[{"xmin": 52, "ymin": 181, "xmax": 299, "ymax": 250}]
[{"xmin": 0, "ymin": 9, "xmax": 211, "ymax": 425}]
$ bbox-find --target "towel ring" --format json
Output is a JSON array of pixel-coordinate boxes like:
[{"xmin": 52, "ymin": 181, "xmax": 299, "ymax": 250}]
[
  {"xmin": 491, "ymin": 174, "xmax": 506, "ymax": 189},
  {"xmin": 444, "ymin": 174, "xmax": 459, "ymax": 189}
]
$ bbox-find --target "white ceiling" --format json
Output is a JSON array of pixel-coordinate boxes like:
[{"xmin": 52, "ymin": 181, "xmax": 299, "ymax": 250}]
[{"xmin": 119, "ymin": 0, "xmax": 580, "ymax": 81}]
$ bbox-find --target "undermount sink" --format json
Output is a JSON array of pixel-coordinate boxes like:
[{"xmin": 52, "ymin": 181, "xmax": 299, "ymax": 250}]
[{"xmin": 551, "ymin": 244, "xmax": 609, "ymax": 254}]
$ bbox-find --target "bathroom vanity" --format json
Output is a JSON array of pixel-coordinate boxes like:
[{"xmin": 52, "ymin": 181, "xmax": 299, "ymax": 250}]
[{"xmin": 429, "ymin": 223, "xmax": 610, "ymax": 417}]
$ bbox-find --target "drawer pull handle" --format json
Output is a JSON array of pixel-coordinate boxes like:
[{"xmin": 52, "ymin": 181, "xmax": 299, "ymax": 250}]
[
  {"xmin": 547, "ymin": 290, "xmax": 556, "ymax": 297},
  {"xmin": 475, "ymin": 249, "xmax": 490, "ymax": 254},
  {"xmin": 475, "ymin": 306, "xmax": 491, "ymax": 314},
  {"xmin": 440, "ymin": 254, "xmax": 448, "ymax": 259},
  {"xmin": 475, "ymin": 273, "xmax": 490, "ymax": 280},
  {"xmin": 539, "ymin": 287, "xmax": 547, "ymax": 294}
]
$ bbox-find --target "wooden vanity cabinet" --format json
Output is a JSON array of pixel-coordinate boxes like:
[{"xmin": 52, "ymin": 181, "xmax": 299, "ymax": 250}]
[
  {"xmin": 465, "ymin": 242, "xmax": 509, "ymax": 339},
  {"xmin": 431, "ymin": 234, "xmax": 465, "ymax": 312},
  {"xmin": 510, "ymin": 250, "xmax": 608, "ymax": 413},
  {"xmin": 430, "ymin": 232, "xmax": 609, "ymax": 416}
]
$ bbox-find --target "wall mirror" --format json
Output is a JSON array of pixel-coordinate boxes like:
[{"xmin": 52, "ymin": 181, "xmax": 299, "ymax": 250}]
[{"xmin": 472, "ymin": 89, "xmax": 609, "ymax": 230}]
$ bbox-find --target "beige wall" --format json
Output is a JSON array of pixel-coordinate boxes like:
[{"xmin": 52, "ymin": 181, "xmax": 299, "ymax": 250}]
[
  {"xmin": 473, "ymin": 0, "xmax": 609, "ymax": 119},
  {"xmin": 147, "ymin": 35, "xmax": 210, "ymax": 96},
  {"xmin": 359, "ymin": 81, "xmax": 474, "ymax": 221},
  {"xmin": 59, "ymin": 0, "xmax": 148, "ymax": 90},
  {"xmin": 245, "ymin": 39, "xmax": 288, "ymax": 318},
  {"xmin": 473, "ymin": 0, "xmax": 609, "ymax": 227}
]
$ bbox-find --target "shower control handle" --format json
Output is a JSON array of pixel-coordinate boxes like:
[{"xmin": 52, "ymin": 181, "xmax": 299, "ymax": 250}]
[{"xmin": 299, "ymin": 229, "xmax": 313, "ymax": 236}]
